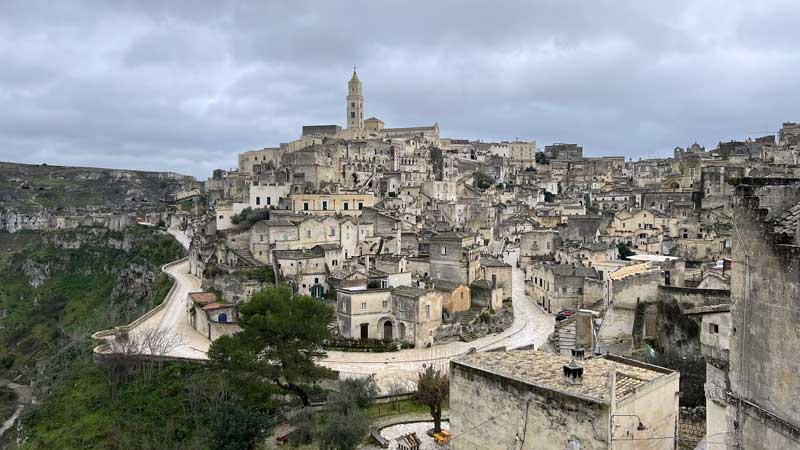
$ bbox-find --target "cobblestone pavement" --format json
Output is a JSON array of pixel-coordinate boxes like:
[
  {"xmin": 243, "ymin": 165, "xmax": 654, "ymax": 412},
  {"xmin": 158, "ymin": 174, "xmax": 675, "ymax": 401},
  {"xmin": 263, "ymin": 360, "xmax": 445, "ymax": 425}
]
[{"xmin": 322, "ymin": 249, "xmax": 554, "ymax": 392}]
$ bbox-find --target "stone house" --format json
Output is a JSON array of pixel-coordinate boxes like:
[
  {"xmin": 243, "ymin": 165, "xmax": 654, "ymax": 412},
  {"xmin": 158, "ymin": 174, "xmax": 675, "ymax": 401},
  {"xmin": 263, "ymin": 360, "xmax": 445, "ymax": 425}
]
[
  {"xmin": 186, "ymin": 292, "xmax": 240, "ymax": 341},
  {"xmin": 606, "ymin": 208, "xmax": 678, "ymax": 250},
  {"xmin": 289, "ymin": 192, "xmax": 375, "ymax": 216},
  {"xmin": 450, "ymin": 350, "xmax": 679, "ymax": 450},
  {"xmin": 335, "ymin": 285, "xmax": 444, "ymax": 347},
  {"xmin": 427, "ymin": 279, "xmax": 471, "ymax": 317},
  {"xmin": 391, "ymin": 286, "xmax": 443, "ymax": 348},
  {"xmin": 469, "ymin": 280, "xmax": 503, "ymax": 312},
  {"xmin": 429, "ymin": 231, "xmax": 481, "ymax": 285},
  {"xmin": 528, "ymin": 263, "xmax": 598, "ymax": 313},
  {"xmin": 248, "ymin": 183, "xmax": 291, "ymax": 209},
  {"xmin": 518, "ymin": 229, "xmax": 561, "ymax": 270},
  {"xmin": 336, "ymin": 287, "xmax": 393, "ymax": 341},
  {"xmin": 273, "ymin": 248, "xmax": 329, "ymax": 298},
  {"xmin": 479, "ymin": 258, "xmax": 512, "ymax": 300}
]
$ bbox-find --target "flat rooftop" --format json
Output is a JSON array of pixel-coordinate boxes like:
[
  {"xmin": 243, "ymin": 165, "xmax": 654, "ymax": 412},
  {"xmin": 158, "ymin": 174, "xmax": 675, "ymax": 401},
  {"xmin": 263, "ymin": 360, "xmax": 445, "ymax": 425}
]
[{"xmin": 453, "ymin": 350, "xmax": 671, "ymax": 403}]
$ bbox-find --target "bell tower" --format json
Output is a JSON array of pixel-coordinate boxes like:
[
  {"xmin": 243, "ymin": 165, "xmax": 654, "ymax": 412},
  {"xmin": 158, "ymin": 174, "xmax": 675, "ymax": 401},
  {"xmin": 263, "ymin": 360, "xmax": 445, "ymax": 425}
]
[{"xmin": 347, "ymin": 67, "xmax": 364, "ymax": 129}]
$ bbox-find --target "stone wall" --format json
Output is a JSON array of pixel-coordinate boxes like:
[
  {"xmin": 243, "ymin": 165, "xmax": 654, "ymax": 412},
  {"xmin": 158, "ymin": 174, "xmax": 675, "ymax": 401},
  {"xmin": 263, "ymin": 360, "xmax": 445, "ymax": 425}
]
[{"xmin": 450, "ymin": 361, "xmax": 609, "ymax": 450}]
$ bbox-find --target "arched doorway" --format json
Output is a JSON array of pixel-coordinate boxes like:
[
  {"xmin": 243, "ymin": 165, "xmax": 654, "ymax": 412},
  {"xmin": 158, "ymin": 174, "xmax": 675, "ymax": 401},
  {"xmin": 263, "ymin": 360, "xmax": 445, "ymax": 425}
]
[
  {"xmin": 218, "ymin": 313, "xmax": 228, "ymax": 323},
  {"xmin": 383, "ymin": 321, "xmax": 393, "ymax": 341}
]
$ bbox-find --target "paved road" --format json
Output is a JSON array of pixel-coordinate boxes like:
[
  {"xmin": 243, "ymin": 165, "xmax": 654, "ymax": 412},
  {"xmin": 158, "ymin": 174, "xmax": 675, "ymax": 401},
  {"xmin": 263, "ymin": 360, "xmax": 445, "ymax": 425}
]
[
  {"xmin": 94, "ymin": 228, "xmax": 210, "ymax": 361},
  {"xmin": 321, "ymin": 249, "xmax": 554, "ymax": 392},
  {"xmin": 132, "ymin": 259, "xmax": 210, "ymax": 360}
]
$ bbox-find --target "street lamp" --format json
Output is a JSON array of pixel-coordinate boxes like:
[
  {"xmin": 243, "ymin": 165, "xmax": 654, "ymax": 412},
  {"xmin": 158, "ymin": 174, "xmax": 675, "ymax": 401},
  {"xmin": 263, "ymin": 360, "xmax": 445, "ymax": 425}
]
[{"xmin": 611, "ymin": 414, "xmax": 647, "ymax": 434}]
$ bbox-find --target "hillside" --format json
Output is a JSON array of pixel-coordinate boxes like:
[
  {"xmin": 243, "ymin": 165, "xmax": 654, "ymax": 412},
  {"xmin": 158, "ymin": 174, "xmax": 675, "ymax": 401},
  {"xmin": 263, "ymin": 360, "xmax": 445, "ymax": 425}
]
[
  {"xmin": 0, "ymin": 162, "xmax": 196, "ymax": 214},
  {"xmin": 0, "ymin": 226, "xmax": 186, "ymax": 448}
]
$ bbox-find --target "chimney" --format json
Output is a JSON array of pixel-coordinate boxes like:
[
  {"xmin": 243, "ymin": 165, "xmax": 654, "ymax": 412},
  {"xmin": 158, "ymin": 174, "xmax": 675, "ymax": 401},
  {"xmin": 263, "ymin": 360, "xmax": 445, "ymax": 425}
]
[{"xmin": 563, "ymin": 358, "xmax": 584, "ymax": 385}]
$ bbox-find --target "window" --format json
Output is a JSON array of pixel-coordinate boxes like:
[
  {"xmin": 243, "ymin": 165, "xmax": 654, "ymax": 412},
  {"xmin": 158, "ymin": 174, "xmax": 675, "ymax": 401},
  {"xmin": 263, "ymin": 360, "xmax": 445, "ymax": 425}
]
[
  {"xmin": 562, "ymin": 286, "xmax": 567, "ymax": 294},
  {"xmin": 303, "ymin": 202, "xmax": 309, "ymax": 211},
  {"xmin": 425, "ymin": 305, "xmax": 430, "ymax": 320},
  {"xmin": 306, "ymin": 230, "xmax": 312, "ymax": 238},
  {"xmin": 361, "ymin": 302, "xmax": 367, "ymax": 312},
  {"xmin": 358, "ymin": 202, "xmax": 364, "ymax": 210},
  {"xmin": 267, "ymin": 196, "xmax": 272, "ymax": 205},
  {"xmin": 332, "ymin": 260, "xmax": 338, "ymax": 266},
  {"xmin": 219, "ymin": 215, "xmax": 224, "ymax": 219},
  {"xmin": 343, "ymin": 202, "xmax": 349, "ymax": 210},
  {"xmin": 382, "ymin": 300, "xmax": 388, "ymax": 309},
  {"xmin": 381, "ymin": 279, "xmax": 388, "ymax": 288},
  {"xmin": 441, "ymin": 247, "xmax": 446, "ymax": 255},
  {"xmin": 709, "ymin": 323, "xmax": 719, "ymax": 334},
  {"xmin": 314, "ymin": 277, "xmax": 319, "ymax": 284},
  {"xmin": 577, "ymin": 288, "xmax": 583, "ymax": 295},
  {"xmin": 351, "ymin": 112, "xmax": 355, "ymax": 118},
  {"xmin": 255, "ymin": 197, "xmax": 261, "ymax": 205},
  {"xmin": 322, "ymin": 201, "xmax": 328, "ymax": 211},
  {"xmin": 329, "ymin": 227, "xmax": 336, "ymax": 237},
  {"xmin": 351, "ymin": 102, "xmax": 355, "ymax": 108}
]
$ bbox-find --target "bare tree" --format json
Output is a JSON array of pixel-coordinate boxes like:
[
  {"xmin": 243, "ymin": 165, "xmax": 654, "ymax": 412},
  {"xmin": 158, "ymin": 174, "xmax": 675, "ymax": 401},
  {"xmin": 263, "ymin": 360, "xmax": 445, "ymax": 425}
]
[
  {"xmin": 388, "ymin": 381, "xmax": 407, "ymax": 410},
  {"xmin": 416, "ymin": 366, "xmax": 449, "ymax": 433},
  {"xmin": 100, "ymin": 326, "xmax": 182, "ymax": 391}
]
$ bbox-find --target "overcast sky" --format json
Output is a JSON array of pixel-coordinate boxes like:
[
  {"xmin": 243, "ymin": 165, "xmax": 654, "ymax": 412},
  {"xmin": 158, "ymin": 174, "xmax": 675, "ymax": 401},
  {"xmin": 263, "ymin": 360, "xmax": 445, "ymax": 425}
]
[{"xmin": 1, "ymin": 1, "xmax": 799, "ymax": 178}]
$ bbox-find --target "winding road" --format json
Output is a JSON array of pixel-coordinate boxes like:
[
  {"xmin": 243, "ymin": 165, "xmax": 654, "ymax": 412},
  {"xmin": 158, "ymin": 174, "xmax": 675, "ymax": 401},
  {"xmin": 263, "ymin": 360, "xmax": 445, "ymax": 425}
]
[
  {"xmin": 93, "ymin": 228, "xmax": 210, "ymax": 360},
  {"xmin": 321, "ymin": 249, "xmax": 554, "ymax": 392},
  {"xmin": 93, "ymin": 236, "xmax": 554, "ymax": 391}
]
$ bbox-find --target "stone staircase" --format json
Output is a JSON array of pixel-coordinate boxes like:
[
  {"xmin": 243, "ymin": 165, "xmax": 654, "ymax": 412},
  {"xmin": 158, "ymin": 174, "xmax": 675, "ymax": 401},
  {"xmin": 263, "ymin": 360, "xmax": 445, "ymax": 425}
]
[
  {"xmin": 231, "ymin": 245, "xmax": 261, "ymax": 267},
  {"xmin": 458, "ymin": 306, "xmax": 484, "ymax": 342},
  {"xmin": 552, "ymin": 316, "xmax": 577, "ymax": 356}
]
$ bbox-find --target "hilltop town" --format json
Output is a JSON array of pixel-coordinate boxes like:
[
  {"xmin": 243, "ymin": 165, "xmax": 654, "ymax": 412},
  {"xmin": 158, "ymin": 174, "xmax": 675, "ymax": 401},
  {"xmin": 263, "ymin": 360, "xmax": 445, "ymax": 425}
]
[{"xmin": 3, "ymin": 70, "xmax": 800, "ymax": 450}]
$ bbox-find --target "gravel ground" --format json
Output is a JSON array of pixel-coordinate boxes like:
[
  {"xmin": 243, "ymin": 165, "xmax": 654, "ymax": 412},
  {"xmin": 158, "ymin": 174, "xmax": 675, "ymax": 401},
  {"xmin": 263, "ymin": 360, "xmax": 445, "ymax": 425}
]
[{"xmin": 380, "ymin": 421, "xmax": 450, "ymax": 450}]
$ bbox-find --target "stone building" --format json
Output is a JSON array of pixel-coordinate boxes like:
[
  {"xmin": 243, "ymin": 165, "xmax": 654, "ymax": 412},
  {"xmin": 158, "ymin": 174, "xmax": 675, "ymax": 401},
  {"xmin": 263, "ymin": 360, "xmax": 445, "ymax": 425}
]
[
  {"xmin": 186, "ymin": 292, "xmax": 240, "ymax": 341},
  {"xmin": 450, "ymin": 350, "xmax": 680, "ymax": 450},
  {"xmin": 289, "ymin": 192, "xmax": 375, "ymax": 216},
  {"xmin": 335, "ymin": 284, "xmax": 444, "ymax": 348},
  {"xmin": 346, "ymin": 69, "xmax": 364, "ymax": 130},
  {"xmin": 428, "ymin": 231, "xmax": 481, "ymax": 285},
  {"xmin": 480, "ymin": 258, "xmax": 512, "ymax": 300},
  {"xmin": 518, "ymin": 229, "xmax": 561, "ymax": 270},
  {"xmin": 544, "ymin": 143, "xmax": 583, "ymax": 161},
  {"xmin": 336, "ymin": 287, "xmax": 392, "ymax": 340},
  {"xmin": 704, "ymin": 180, "xmax": 800, "ymax": 450},
  {"xmin": 273, "ymin": 248, "xmax": 329, "ymax": 298},
  {"xmin": 528, "ymin": 263, "xmax": 599, "ymax": 313}
]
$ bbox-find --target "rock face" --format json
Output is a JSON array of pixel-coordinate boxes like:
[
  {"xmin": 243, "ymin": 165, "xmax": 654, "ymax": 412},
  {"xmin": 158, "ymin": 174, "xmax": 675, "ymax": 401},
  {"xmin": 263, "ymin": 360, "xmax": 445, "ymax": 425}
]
[{"xmin": 0, "ymin": 161, "xmax": 197, "ymax": 233}]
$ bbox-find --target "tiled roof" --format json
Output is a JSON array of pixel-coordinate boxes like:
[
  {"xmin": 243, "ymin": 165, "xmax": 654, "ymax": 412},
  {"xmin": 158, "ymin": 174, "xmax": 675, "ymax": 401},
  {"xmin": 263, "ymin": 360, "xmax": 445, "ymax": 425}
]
[
  {"xmin": 454, "ymin": 350, "xmax": 669, "ymax": 403},
  {"xmin": 431, "ymin": 230, "xmax": 475, "ymax": 241},
  {"xmin": 392, "ymin": 285, "xmax": 428, "ymax": 298},
  {"xmin": 189, "ymin": 292, "xmax": 217, "ymax": 304},
  {"xmin": 550, "ymin": 264, "xmax": 597, "ymax": 278},
  {"xmin": 481, "ymin": 258, "xmax": 511, "ymax": 268},
  {"xmin": 428, "ymin": 279, "xmax": 464, "ymax": 291},
  {"xmin": 609, "ymin": 263, "xmax": 652, "ymax": 280},
  {"xmin": 773, "ymin": 202, "xmax": 800, "ymax": 238},
  {"xmin": 273, "ymin": 248, "xmax": 323, "ymax": 260}
]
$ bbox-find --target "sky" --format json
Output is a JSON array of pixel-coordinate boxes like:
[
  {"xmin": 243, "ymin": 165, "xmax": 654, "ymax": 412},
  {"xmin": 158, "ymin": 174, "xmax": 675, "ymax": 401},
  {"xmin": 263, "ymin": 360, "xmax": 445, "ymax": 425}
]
[{"xmin": 1, "ymin": 1, "xmax": 799, "ymax": 179}]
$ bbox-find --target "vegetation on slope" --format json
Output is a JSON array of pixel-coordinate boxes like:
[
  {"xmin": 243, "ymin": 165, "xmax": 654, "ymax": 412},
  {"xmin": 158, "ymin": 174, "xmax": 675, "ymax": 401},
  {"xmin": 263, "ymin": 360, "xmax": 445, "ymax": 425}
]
[{"xmin": 0, "ymin": 226, "xmax": 185, "ymax": 449}]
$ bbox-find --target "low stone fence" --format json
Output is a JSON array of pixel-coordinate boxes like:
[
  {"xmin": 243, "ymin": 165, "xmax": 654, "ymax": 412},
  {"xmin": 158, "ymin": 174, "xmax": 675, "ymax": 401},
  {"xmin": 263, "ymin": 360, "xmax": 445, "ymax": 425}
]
[
  {"xmin": 678, "ymin": 406, "xmax": 706, "ymax": 450},
  {"xmin": 91, "ymin": 257, "xmax": 188, "ymax": 359}
]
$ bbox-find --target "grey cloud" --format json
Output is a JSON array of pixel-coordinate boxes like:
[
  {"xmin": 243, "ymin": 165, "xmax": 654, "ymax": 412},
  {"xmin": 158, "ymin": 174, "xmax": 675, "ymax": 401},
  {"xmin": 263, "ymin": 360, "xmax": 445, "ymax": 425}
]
[{"xmin": 1, "ymin": 0, "xmax": 799, "ymax": 177}]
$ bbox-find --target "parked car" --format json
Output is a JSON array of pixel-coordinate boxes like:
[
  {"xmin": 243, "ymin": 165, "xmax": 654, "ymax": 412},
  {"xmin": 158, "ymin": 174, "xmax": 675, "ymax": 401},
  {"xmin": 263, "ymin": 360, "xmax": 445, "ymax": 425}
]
[{"xmin": 555, "ymin": 309, "xmax": 575, "ymax": 322}]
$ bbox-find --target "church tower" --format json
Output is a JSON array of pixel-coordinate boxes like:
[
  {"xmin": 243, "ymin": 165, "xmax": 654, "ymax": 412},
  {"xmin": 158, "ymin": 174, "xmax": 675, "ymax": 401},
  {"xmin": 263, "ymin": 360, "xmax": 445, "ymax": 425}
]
[{"xmin": 347, "ymin": 68, "xmax": 364, "ymax": 129}]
